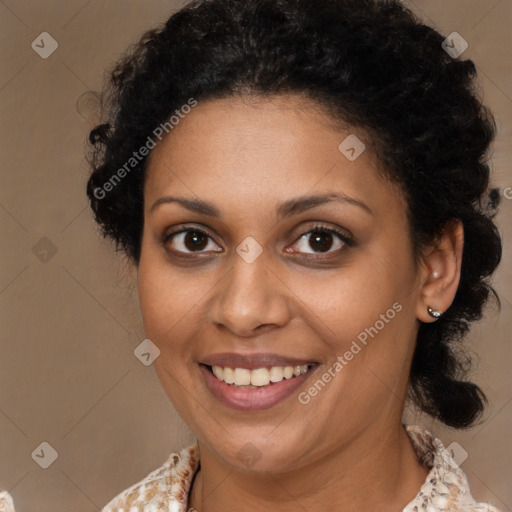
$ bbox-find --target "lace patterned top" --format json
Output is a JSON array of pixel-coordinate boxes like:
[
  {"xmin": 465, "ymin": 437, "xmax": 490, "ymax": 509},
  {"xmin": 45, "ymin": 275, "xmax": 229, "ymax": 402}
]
[
  {"xmin": 0, "ymin": 425, "xmax": 502, "ymax": 512},
  {"xmin": 0, "ymin": 492, "xmax": 14, "ymax": 512}
]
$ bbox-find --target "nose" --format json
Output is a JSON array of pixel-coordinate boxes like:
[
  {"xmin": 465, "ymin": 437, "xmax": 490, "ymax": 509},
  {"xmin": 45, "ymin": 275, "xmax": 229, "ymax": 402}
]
[{"xmin": 208, "ymin": 251, "xmax": 292, "ymax": 337}]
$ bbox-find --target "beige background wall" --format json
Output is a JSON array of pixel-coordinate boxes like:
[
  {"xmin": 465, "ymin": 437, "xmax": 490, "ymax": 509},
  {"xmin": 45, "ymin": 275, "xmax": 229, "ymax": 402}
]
[{"xmin": 0, "ymin": 1, "xmax": 510, "ymax": 511}]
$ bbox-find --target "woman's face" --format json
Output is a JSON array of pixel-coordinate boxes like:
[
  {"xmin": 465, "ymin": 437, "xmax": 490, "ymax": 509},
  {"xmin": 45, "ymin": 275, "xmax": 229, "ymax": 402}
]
[{"xmin": 138, "ymin": 94, "xmax": 424, "ymax": 472}]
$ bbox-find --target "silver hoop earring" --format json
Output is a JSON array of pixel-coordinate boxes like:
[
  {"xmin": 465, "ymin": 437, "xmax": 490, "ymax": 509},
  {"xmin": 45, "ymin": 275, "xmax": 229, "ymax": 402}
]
[{"xmin": 427, "ymin": 306, "xmax": 442, "ymax": 319}]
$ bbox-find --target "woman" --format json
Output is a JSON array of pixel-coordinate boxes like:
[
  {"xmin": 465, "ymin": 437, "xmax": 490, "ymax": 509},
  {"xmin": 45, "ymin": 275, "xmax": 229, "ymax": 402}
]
[{"xmin": 83, "ymin": 0, "xmax": 502, "ymax": 510}]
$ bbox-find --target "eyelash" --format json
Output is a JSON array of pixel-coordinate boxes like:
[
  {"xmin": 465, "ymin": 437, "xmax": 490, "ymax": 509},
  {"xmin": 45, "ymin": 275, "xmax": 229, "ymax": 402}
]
[{"xmin": 162, "ymin": 223, "xmax": 354, "ymax": 259}]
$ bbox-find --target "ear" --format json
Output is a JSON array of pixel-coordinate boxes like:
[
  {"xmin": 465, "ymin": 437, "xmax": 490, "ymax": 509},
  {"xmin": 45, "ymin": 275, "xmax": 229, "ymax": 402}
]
[{"xmin": 415, "ymin": 219, "xmax": 464, "ymax": 323}]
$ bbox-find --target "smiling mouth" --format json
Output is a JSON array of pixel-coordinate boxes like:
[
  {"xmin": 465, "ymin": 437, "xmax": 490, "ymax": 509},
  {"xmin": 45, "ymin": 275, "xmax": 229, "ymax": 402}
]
[{"xmin": 202, "ymin": 363, "xmax": 316, "ymax": 388}]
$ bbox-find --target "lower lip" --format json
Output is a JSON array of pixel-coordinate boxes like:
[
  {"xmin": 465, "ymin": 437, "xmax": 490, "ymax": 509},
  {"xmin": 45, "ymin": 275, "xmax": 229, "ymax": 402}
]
[{"xmin": 200, "ymin": 364, "xmax": 317, "ymax": 411}]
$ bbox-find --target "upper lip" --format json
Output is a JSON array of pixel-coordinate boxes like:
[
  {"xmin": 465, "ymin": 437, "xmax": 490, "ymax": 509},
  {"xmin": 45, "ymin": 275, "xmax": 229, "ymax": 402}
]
[{"xmin": 200, "ymin": 353, "xmax": 318, "ymax": 369}]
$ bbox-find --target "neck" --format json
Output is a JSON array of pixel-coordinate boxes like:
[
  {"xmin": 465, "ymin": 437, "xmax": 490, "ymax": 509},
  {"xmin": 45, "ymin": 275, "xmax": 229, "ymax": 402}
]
[{"xmin": 189, "ymin": 422, "xmax": 429, "ymax": 512}]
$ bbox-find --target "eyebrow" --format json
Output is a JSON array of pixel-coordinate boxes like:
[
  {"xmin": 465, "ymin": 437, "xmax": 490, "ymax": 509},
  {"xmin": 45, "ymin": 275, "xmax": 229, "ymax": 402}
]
[{"xmin": 149, "ymin": 192, "xmax": 373, "ymax": 218}]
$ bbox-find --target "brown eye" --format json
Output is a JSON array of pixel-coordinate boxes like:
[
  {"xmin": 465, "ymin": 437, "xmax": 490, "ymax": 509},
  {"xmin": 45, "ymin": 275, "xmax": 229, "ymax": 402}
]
[
  {"xmin": 165, "ymin": 228, "xmax": 222, "ymax": 254},
  {"xmin": 308, "ymin": 230, "xmax": 335, "ymax": 252},
  {"xmin": 291, "ymin": 226, "xmax": 352, "ymax": 255},
  {"xmin": 184, "ymin": 231, "xmax": 209, "ymax": 251}
]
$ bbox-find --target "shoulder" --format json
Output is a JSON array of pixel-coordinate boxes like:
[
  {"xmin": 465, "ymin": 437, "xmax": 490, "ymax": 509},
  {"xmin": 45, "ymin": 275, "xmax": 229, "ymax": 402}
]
[
  {"xmin": 403, "ymin": 424, "xmax": 503, "ymax": 512},
  {"xmin": 102, "ymin": 443, "xmax": 199, "ymax": 512},
  {"xmin": 0, "ymin": 491, "xmax": 15, "ymax": 512}
]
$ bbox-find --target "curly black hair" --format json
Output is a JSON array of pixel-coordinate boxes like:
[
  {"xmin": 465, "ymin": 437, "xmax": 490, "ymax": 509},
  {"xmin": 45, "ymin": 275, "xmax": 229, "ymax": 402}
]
[{"xmin": 86, "ymin": 0, "xmax": 502, "ymax": 429}]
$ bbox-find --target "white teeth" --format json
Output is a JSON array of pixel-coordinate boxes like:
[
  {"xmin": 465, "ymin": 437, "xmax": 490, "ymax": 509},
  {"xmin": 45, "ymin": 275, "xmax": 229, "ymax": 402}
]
[
  {"xmin": 283, "ymin": 366, "xmax": 294, "ymax": 379},
  {"xmin": 210, "ymin": 364, "xmax": 310, "ymax": 387},
  {"xmin": 251, "ymin": 368, "xmax": 270, "ymax": 386},
  {"xmin": 269, "ymin": 366, "xmax": 284, "ymax": 382},
  {"xmin": 222, "ymin": 367, "xmax": 235, "ymax": 384},
  {"xmin": 234, "ymin": 368, "xmax": 251, "ymax": 386}
]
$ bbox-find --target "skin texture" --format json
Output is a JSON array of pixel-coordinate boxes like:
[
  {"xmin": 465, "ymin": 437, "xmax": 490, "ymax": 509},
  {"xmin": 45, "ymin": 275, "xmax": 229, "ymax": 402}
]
[{"xmin": 137, "ymin": 94, "xmax": 463, "ymax": 512}]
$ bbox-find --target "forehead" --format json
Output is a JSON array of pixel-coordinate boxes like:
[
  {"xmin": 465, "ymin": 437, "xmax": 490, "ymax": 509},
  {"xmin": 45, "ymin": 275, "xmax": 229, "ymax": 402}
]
[{"xmin": 144, "ymin": 94, "xmax": 405, "ymax": 218}]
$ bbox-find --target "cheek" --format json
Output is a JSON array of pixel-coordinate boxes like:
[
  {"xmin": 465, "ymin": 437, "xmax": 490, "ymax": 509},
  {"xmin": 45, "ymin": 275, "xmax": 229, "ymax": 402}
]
[
  {"xmin": 297, "ymin": 256, "xmax": 412, "ymax": 340},
  {"xmin": 292, "ymin": 247, "xmax": 418, "ymax": 393},
  {"xmin": 137, "ymin": 259, "xmax": 199, "ymax": 404},
  {"xmin": 137, "ymin": 247, "xmax": 218, "ymax": 378},
  {"xmin": 137, "ymin": 249, "xmax": 191, "ymax": 346}
]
